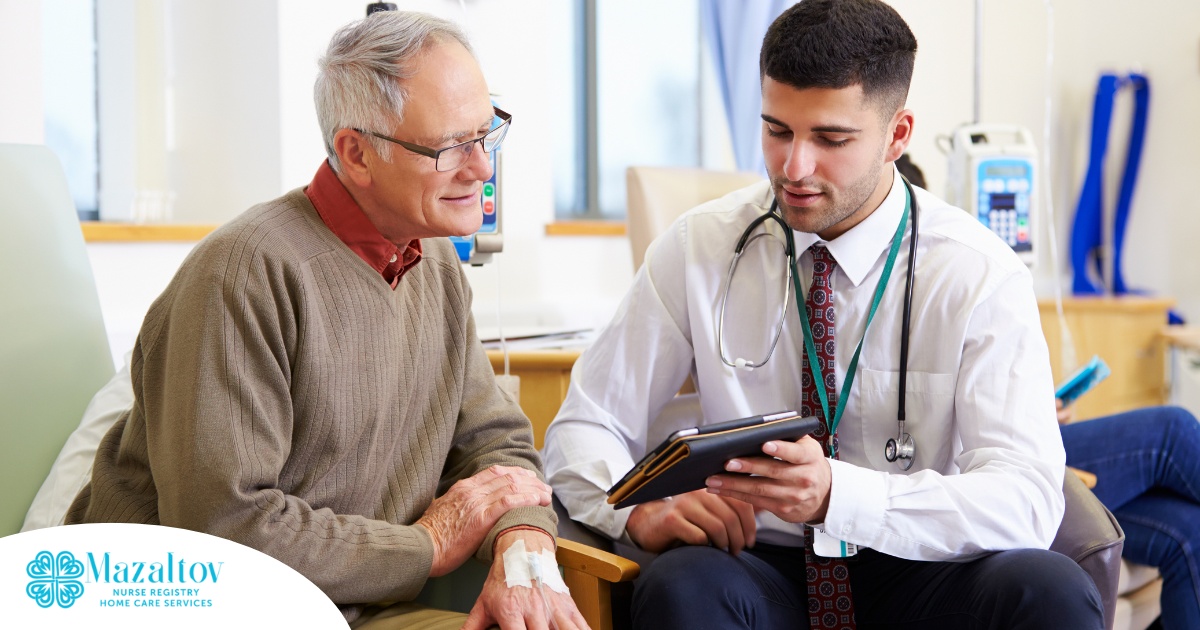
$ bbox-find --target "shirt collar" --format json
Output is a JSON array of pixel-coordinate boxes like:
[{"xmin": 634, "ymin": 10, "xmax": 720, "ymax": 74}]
[
  {"xmin": 304, "ymin": 161, "xmax": 422, "ymax": 287},
  {"xmin": 791, "ymin": 165, "xmax": 906, "ymax": 287}
]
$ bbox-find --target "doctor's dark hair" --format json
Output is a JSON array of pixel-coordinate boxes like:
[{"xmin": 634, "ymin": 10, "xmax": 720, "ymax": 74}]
[
  {"xmin": 760, "ymin": 0, "xmax": 917, "ymax": 117},
  {"xmin": 315, "ymin": 11, "xmax": 473, "ymax": 173}
]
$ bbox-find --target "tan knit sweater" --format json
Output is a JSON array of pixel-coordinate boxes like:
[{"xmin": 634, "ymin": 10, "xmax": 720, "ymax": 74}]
[{"xmin": 66, "ymin": 189, "xmax": 556, "ymax": 618}]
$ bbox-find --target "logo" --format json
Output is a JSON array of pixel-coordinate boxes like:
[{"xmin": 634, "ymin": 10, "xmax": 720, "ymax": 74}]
[
  {"xmin": 2, "ymin": 523, "xmax": 346, "ymax": 624},
  {"xmin": 26, "ymin": 551, "xmax": 85, "ymax": 608}
]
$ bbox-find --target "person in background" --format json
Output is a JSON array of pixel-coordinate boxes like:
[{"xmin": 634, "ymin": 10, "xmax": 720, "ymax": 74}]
[
  {"xmin": 1059, "ymin": 403, "xmax": 1200, "ymax": 630},
  {"xmin": 64, "ymin": 11, "xmax": 586, "ymax": 630},
  {"xmin": 543, "ymin": 1, "xmax": 1102, "ymax": 628}
]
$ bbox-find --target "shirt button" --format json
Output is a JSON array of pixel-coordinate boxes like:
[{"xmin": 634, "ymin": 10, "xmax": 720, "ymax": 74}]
[
  {"xmin": 841, "ymin": 523, "xmax": 852, "ymax": 535},
  {"xmin": 389, "ymin": 254, "xmax": 398, "ymax": 264}
]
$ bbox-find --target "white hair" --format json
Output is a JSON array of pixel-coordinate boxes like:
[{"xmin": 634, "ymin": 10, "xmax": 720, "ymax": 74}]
[{"xmin": 314, "ymin": 11, "xmax": 473, "ymax": 172}]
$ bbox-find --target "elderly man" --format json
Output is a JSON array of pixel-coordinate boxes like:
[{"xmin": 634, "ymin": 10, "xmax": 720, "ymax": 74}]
[{"xmin": 66, "ymin": 11, "xmax": 585, "ymax": 630}]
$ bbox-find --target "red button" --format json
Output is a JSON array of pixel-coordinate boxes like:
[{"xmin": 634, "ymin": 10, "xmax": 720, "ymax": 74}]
[{"xmin": 483, "ymin": 200, "xmax": 495, "ymax": 214}]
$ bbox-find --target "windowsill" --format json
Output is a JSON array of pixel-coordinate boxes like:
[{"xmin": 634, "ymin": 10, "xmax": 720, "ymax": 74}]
[
  {"xmin": 544, "ymin": 221, "xmax": 627, "ymax": 237},
  {"xmin": 81, "ymin": 222, "xmax": 218, "ymax": 243},
  {"xmin": 82, "ymin": 221, "xmax": 628, "ymax": 242}
]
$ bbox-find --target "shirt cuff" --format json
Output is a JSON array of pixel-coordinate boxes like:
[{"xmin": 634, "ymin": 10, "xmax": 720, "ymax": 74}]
[{"xmin": 823, "ymin": 458, "xmax": 888, "ymax": 547}]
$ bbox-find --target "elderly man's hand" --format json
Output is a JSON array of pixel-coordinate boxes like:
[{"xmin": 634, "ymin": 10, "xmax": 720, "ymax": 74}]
[
  {"xmin": 704, "ymin": 435, "xmax": 832, "ymax": 524},
  {"xmin": 415, "ymin": 465, "xmax": 552, "ymax": 577},
  {"xmin": 625, "ymin": 489, "xmax": 757, "ymax": 554},
  {"xmin": 462, "ymin": 529, "xmax": 590, "ymax": 630}
]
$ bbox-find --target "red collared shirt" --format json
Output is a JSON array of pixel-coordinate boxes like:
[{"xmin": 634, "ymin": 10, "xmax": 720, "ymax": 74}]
[{"xmin": 305, "ymin": 161, "xmax": 422, "ymax": 289}]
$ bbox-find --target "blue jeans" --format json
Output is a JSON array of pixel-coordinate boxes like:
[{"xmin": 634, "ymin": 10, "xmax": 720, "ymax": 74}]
[{"xmin": 1061, "ymin": 406, "xmax": 1200, "ymax": 630}]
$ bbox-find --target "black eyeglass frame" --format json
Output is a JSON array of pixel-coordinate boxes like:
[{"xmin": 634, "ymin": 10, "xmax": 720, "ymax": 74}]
[{"xmin": 355, "ymin": 106, "xmax": 512, "ymax": 172}]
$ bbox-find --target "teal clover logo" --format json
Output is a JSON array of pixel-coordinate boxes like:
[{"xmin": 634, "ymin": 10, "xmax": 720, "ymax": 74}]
[{"xmin": 26, "ymin": 551, "xmax": 85, "ymax": 608}]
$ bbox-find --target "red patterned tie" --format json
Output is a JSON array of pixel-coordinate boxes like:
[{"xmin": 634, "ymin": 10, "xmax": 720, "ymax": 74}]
[{"xmin": 800, "ymin": 244, "xmax": 857, "ymax": 630}]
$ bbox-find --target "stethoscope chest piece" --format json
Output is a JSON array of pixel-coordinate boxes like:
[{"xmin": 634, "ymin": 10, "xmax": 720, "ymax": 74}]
[{"xmin": 884, "ymin": 431, "xmax": 916, "ymax": 471}]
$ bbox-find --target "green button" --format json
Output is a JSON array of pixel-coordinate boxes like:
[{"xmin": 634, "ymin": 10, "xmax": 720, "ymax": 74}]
[{"xmin": 484, "ymin": 183, "xmax": 494, "ymax": 196}]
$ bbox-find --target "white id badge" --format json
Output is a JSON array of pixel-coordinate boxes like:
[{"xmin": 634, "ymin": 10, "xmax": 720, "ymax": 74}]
[{"xmin": 812, "ymin": 528, "xmax": 858, "ymax": 558}]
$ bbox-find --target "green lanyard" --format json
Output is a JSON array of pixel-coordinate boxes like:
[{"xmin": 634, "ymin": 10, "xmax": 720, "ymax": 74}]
[{"xmin": 792, "ymin": 189, "xmax": 911, "ymax": 457}]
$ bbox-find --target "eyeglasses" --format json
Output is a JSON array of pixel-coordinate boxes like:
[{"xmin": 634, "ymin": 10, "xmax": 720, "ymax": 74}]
[{"xmin": 357, "ymin": 106, "xmax": 512, "ymax": 172}]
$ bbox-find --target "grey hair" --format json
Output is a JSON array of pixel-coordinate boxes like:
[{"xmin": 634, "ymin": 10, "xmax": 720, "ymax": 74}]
[{"xmin": 315, "ymin": 11, "xmax": 473, "ymax": 172}]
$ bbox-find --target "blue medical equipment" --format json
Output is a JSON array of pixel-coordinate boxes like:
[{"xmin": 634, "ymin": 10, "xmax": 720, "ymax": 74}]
[
  {"xmin": 448, "ymin": 135, "xmax": 504, "ymax": 266},
  {"xmin": 946, "ymin": 124, "xmax": 1038, "ymax": 265},
  {"xmin": 1069, "ymin": 73, "xmax": 1149, "ymax": 297}
]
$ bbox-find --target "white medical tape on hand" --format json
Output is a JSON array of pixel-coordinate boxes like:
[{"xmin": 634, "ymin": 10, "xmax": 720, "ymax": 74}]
[{"xmin": 501, "ymin": 540, "xmax": 569, "ymax": 594}]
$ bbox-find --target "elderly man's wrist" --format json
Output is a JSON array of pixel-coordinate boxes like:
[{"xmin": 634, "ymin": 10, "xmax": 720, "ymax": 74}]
[{"xmin": 493, "ymin": 525, "xmax": 554, "ymax": 557}]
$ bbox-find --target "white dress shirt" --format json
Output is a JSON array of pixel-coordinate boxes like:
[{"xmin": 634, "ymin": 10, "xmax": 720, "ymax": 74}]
[{"xmin": 543, "ymin": 168, "xmax": 1065, "ymax": 562}]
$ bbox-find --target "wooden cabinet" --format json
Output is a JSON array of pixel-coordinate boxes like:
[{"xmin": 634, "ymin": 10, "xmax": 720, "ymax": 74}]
[
  {"xmin": 487, "ymin": 349, "xmax": 582, "ymax": 449},
  {"xmin": 1038, "ymin": 297, "xmax": 1173, "ymax": 421}
]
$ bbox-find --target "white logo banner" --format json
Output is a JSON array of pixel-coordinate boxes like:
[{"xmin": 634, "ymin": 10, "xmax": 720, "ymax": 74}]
[{"xmin": 0, "ymin": 523, "xmax": 346, "ymax": 628}]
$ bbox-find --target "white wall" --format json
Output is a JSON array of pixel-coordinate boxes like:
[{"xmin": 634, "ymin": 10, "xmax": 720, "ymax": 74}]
[
  {"xmin": 0, "ymin": 0, "xmax": 43, "ymax": 144},
  {"xmin": 5, "ymin": 0, "xmax": 1200, "ymax": 362}
]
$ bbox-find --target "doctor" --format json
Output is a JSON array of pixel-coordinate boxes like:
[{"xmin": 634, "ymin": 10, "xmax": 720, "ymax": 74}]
[{"xmin": 543, "ymin": 1, "xmax": 1102, "ymax": 628}]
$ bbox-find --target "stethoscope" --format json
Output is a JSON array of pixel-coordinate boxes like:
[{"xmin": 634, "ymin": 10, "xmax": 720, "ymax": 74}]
[{"xmin": 717, "ymin": 177, "xmax": 920, "ymax": 470}]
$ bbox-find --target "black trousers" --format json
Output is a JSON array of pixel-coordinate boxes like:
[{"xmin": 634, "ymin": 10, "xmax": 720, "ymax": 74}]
[{"xmin": 631, "ymin": 542, "xmax": 1103, "ymax": 630}]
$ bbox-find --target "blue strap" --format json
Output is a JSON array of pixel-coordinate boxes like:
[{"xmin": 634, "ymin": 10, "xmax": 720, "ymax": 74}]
[
  {"xmin": 1070, "ymin": 74, "xmax": 1118, "ymax": 295},
  {"xmin": 1069, "ymin": 73, "xmax": 1150, "ymax": 296},
  {"xmin": 1112, "ymin": 73, "xmax": 1149, "ymax": 295}
]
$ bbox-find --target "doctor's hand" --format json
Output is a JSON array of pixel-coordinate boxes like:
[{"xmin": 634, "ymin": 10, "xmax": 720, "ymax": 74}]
[
  {"xmin": 463, "ymin": 529, "xmax": 591, "ymax": 630},
  {"xmin": 625, "ymin": 488, "xmax": 757, "ymax": 554},
  {"xmin": 415, "ymin": 465, "xmax": 552, "ymax": 578},
  {"xmin": 705, "ymin": 435, "xmax": 831, "ymax": 524}
]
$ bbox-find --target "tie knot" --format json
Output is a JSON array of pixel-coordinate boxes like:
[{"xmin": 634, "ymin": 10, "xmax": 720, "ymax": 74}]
[{"xmin": 808, "ymin": 244, "xmax": 837, "ymax": 279}]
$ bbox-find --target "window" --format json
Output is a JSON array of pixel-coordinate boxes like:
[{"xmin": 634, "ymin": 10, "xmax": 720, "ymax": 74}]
[
  {"xmin": 553, "ymin": 0, "xmax": 727, "ymax": 219},
  {"xmin": 42, "ymin": 0, "xmax": 99, "ymax": 221}
]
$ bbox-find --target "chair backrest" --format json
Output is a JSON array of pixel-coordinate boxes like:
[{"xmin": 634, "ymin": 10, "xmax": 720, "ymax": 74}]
[
  {"xmin": 0, "ymin": 144, "xmax": 115, "ymax": 536},
  {"xmin": 625, "ymin": 166, "xmax": 764, "ymax": 270}
]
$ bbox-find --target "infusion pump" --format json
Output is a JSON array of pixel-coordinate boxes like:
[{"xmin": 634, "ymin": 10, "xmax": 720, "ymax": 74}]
[
  {"xmin": 946, "ymin": 124, "xmax": 1038, "ymax": 265},
  {"xmin": 448, "ymin": 148, "xmax": 502, "ymax": 266},
  {"xmin": 447, "ymin": 105, "xmax": 504, "ymax": 266}
]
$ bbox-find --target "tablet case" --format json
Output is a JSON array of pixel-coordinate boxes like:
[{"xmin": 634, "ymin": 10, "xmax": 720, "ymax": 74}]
[{"xmin": 606, "ymin": 412, "xmax": 820, "ymax": 510}]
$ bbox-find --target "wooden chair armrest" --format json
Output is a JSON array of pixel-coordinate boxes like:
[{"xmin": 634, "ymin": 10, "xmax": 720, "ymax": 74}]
[
  {"xmin": 1069, "ymin": 466, "xmax": 1097, "ymax": 489},
  {"xmin": 557, "ymin": 537, "xmax": 640, "ymax": 630},
  {"xmin": 556, "ymin": 537, "xmax": 640, "ymax": 582}
]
